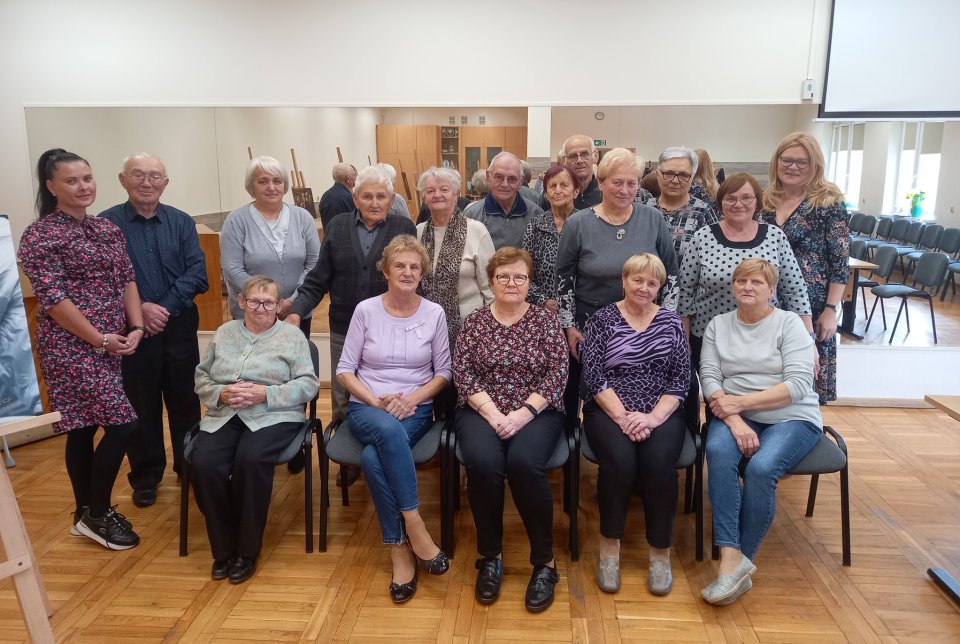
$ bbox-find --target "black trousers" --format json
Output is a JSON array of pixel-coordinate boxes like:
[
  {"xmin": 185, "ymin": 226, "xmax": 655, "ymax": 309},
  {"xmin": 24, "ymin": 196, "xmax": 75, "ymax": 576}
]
[
  {"xmin": 455, "ymin": 407, "xmax": 562, "ymax": 566},
  {"xmin": 65, "ymin": 422, "xmax": 134, "ymax": 516},
  {"xmin": 582, "ymin": 401, "xmax": 686, "ymax": 548},
  {"xmin": 564, "ymin": 355, "xmax": 582, "ymax": 432},
  {"xmin": 122, "ymin": 305, "xmax": 201, "ymax": 490},
  {"xmin": 189, "ymin": 416, "xmax": 302, "ymax": 561}
]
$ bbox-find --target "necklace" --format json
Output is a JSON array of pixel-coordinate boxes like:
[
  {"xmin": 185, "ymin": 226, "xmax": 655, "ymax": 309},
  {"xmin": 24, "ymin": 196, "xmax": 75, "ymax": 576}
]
[
  {"xmin": 492, "ymin": 302, "xmax": 527, "ymax": 326},
  {"xmin": 596, "ymin": 206, "xmax": 631, "ymax": 240}
]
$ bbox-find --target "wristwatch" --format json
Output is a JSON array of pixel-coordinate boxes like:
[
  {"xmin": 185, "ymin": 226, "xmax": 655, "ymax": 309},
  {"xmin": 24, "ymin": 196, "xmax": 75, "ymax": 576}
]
[
  {"xmin": 823, "ymin": 303, "xmax": 837, "ymax": 311},
  {"xmin": 128, "ymin": 325, "xmax": 146, "ymax": 333},
  {"xmin": 522, "ymin": 403, "xmax": 539, "ymax": 418}
]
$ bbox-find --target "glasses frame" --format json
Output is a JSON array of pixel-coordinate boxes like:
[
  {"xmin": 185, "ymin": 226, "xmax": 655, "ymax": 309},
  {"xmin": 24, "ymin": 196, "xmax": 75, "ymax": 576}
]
[
  {"xmin": 564, "ymin": 150, "xmax": 595, "ymax": 163},
  {"xmin": 721, "ymin": 195, "xmax": 758, "ymax": 207},
  {"xmin": 494, "ymin": 274, "xmax": 529, "ymax": 286},
  {"xmin": 242, "ymin": 298, "xmax": 279, "ymax": 312},
  {"xmin": 778, "ymin": 156, "xmax": 811, "ymax": 170},
  {"xmin": 126, "ymin": 171, "xmax": 167, "ymax": 186},
  {"xmin": 658, "ymin": 169, "xmax": 692, "ymax": 184}
]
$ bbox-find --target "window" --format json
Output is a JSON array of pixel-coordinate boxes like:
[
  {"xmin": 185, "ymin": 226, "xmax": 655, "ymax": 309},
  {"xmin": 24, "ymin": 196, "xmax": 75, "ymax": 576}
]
[
  {"xmin": 828, "ymin": 123, "xmax": 864, "ymax": 209},
  {"xmin": 893, "ymin": 122, "xmax": 942, "ymax": 215}
]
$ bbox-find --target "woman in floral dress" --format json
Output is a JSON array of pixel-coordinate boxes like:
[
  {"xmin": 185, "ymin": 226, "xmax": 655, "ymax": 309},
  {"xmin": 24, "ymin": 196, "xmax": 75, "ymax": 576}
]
[
  {"xmin": 761, "ymin": 133, "xmax": 849, "ymax": 403},
  {"xmin": 18, "ymin": 148, "xmax": 145, "ymax": 550}
]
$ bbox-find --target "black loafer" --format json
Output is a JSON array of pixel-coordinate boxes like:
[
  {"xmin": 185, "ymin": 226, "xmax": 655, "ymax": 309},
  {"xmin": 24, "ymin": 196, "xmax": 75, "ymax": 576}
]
[
  {"xmin": 411, "ymin": 542, "xmax": 449, "ymax": 575},
  {"xmin": 132, "ymin": 488, "xmax": 157, "ymax": 508},
  {"xmin": 336, "ymin": 464, "xmax": 361, "ymax": 487},
  {"xmin": 211, "ymin": 557, "xmax": 235, "ymax": 581},
  {"xmin": 286, "ymin": 450, "xmax": 305, "ymax": 474},
  {"xmin": 389, "ymin": 569, "xmax": 418, "ymax": 604},
  {"xmin": 228, "ymin": 557, "xmax": 256, "ymax": 584},
  {"xmin": 475, "ymin": 557, "xmax": 503, "ymax": 605},
  {"xmin": 525, "ymin": 565, "xmax": 560, "ymax": 613}
]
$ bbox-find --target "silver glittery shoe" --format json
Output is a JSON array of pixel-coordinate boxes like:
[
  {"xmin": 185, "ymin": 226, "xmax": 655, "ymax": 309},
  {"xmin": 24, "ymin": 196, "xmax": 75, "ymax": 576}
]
[
  {"xmin": 648, "ymin": 560, "xmax": 673, "ymax": 596},
  {"xmin": 701, "ymin": 555, "xmax": 757, "ymax": 605},
  {"xmin": 596, "ymin": 557, "xmax": 620, "ymax": 593}
]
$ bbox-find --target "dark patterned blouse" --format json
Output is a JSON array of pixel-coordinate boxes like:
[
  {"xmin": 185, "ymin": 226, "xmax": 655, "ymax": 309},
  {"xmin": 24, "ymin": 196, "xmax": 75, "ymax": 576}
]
[
  {"xmin": 453, "ymin": 305, "xmax": 568, "ymax": 413},
  {"xmin": 521, "ymin": 209, "xmax": 563, "ymax": 306},
  {"xmin": 582, "ymin": 304, "xmax": 690, "ymax": 413},
  {"xmin": 689, "ymin": 182, "xmax": 716, "ymax": 208}
]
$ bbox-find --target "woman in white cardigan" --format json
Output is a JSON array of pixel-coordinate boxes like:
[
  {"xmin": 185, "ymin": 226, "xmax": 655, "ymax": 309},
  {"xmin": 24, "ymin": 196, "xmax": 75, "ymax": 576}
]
[{"xmin": 220, "ymin": 156, "xmax": 320, "ymax": 337}]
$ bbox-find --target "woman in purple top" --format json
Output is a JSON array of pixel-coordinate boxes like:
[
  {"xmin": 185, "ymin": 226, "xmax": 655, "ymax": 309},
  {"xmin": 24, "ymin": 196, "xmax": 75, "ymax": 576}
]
[
  {"xmin": 581, "ymin": 253, "xmax": 690, "ymax": 597},
  {"xmin": 336, "ymin": 235, "xmax": 452, "ymax": 604}
]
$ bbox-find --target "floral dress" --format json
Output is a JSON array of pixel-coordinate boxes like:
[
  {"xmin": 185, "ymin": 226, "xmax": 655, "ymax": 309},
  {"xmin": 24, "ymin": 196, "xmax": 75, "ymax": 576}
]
[
  {"xmin": 17, "ymin": 210, "xmax": 138, "ymax": 432},
  {"xmin": 761, "ymin": 199, "xmax": 849, "ymax": 402}
]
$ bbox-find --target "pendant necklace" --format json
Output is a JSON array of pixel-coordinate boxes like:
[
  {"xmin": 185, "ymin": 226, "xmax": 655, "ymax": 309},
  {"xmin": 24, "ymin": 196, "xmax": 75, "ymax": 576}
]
[{"xmin": 596, "ymin": 207, "xmax": 629, "ymax": 240}]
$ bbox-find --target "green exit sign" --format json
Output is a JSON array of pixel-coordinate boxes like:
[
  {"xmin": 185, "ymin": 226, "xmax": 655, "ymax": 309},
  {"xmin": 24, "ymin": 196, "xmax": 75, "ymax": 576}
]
[{"xmin": 594, "ymin": 139, "xmax": 606, "ymax": 147}]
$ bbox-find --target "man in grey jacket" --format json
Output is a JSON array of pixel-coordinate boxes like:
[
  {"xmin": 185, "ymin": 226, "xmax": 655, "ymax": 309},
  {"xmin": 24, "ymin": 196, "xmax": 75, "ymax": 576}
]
[{"xmin": 464, "ymin": 152, "xmax": 543, "ymax": 249}]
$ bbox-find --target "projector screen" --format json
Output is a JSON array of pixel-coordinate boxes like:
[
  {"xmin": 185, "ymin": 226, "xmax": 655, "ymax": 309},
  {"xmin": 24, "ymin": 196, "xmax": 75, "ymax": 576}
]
[{"xmin": 819, "ymin": 0, "xmax": 960, "ymax": 119}]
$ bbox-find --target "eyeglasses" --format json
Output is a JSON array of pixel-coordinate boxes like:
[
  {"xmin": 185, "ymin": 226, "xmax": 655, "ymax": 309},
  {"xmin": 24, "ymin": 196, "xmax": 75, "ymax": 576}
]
[
  {"xmin": 658, "ymin": 170, "xmax": 692, "ymax": 184},
  {"xmin": 778, "ymin": 156, "xmax": 810, "ymax": 169},
  {"xmin": 564, "ymin": 151, "xmax": 594, "ymax": 163},
  {"xmin": 126, "ymin": 171, "xmax": 167, "ymax": 185},
  {"xmin": 243, "ymin": 298, "xmax": 278, "ymax": 311},
  {"xmin": 721, "ymin": 195, "xmax": 757, "ymax": 206},
  {"xmin": 491, "ymin": 173, "xmax": 520, "ymax": 185},
  {"xmin": 494, "ymin": 274, "xmax": 528, "ymax": 286}
]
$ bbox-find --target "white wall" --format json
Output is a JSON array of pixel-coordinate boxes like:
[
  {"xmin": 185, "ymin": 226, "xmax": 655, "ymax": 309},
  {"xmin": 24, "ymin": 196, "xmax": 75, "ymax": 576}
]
[{"xmin": 935, "ymin": 122, "xmax": 960, "ymax": 228}]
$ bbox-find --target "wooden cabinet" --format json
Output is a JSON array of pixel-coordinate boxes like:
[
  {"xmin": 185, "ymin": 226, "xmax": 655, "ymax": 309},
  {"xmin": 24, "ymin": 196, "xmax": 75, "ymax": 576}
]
[{"xmin": 376, "ymin": 124, "xmax": 441, "ymax": 215}]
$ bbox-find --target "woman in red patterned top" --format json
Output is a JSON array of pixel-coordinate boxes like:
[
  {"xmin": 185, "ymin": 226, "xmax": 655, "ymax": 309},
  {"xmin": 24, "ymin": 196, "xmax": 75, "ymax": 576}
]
[{"xmin": 453, "ymin": 246, "xmax": 568, "ymax": 613}]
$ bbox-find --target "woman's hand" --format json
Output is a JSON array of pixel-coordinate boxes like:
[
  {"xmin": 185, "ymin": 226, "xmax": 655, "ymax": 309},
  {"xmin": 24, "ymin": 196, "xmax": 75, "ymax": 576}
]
[
  {"xmin": 815, "ymin": 307, "xmax": 838, "ymax": 341},
  {"xmin": 105, "ymin": 332, "xmax": 140, "ymax": 356},
  {"xmin": 495, "ymin": 408, "xmax": 533, "ymax": 439},
  {"xmin": 379, "ymin": 393, "xmax": 416, "ymax": 420},
  {"xmin": 544, "ymin": 299, "xmax": 558, "ymax": 314},
  {"xmin": 565, "ymin": 327, "xmax": 584, "ymax": 360},
  {"xmin": 728, "ymin": 417, "xmax": 760, "ymax": 457},
  {"xmin": 709, "ymin": 393, "xmax": 745, "ymax": 419},
  {"xmin": 219, "ymin": 381, "xmax": 267, "ymax": 409}
]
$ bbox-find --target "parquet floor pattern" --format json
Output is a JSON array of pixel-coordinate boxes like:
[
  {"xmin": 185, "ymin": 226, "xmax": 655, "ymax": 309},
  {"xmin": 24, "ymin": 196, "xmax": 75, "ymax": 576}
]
[{"xmin": 3, "ymin": 401, "xmax": 960, "ymax": 643}]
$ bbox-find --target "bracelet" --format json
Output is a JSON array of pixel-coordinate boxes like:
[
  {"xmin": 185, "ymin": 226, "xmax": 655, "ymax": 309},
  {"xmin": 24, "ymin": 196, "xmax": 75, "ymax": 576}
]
[
  {"xmin": 95, "ymin": 335, "xmax": 109, "ymax": 354},
  {"xmin": 823, "ymin": 303, "xmax": 837, "ymax": 312},
  {"xmin": 128, "ymin": 325, "xmax": 146, "ymax": 333},
  {"xmin": 522, "ymin": 402, "xmax": 539, "ymax": 418},
  {"xmin": 477, "ymin": 399, "xmax": 494, "ymax": 411}
]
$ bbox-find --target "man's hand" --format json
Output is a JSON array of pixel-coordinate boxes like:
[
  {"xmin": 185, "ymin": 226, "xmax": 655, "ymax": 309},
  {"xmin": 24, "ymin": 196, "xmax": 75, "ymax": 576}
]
[
  {"xmin": 565, "ymin": 327, "xmax": 584, "ymax": 360},
  {"xmin": 142, "ymin": 302, "xmax": 169, "ymax": 335}
]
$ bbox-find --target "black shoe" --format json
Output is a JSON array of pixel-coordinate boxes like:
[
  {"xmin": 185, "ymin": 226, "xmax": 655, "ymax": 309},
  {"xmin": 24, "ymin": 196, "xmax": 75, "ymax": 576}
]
[
  {"xmin": 132, "ymin": 488, "xmax": 157, "ymax": 508},
  {"xmin": 70, "ymin": 506, "xmax": 88, "ymax": 536},
  {"xmin": 286, "ymin": 449, "xmax": 305, "ymax": 474},
  {"xmin": 410, "ymin": 542, "xmax": 449, "ymax": 575},
  {"xmin": 228, "ymin": 557, "xmax": 256, "ymax": 584},
  {"xmin": 212, "ymin": 557, "xmax": 235, "ymax": 581},
  {"xmin": 475, "ymin": 557, "xmax": 503, "ymax": 605},
  {"xmin": 525, "ymin": 565, "xmax": 560, "ymax": 613},
  {"xmin": 336, "ymin": 463, "xmax": 361, "ymax": 487},
  {"xmin": 77, "ymin": 507, "xmax": 140, "ymax": 550},
  {"xmin": 389, "ymin": 568, "xmax": 418, "ymax": 604}
]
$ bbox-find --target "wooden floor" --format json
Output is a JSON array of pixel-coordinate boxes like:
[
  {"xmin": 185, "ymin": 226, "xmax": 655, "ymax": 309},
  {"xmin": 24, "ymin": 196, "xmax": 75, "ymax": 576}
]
[{"xmin": 3, "ymin": 399, "xmax": 960, "ymax": 643}]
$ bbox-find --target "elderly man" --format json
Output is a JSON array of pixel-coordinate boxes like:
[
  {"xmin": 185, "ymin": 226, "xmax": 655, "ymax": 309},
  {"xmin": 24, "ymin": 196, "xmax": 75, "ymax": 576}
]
[
  {"xmin": 464, "ymin": 152, "xmax": 543, "ymax": 249},
  {"xmin": 319, "ymin": 163, "xmax": 357, "ymax": 230},
  {"xmin": 539, "ymin": 134, "xmax": 603, "ymax": 211},
  {"xmin": 100, "ymin": 154, "xmax": 208, "ymax": 508}
]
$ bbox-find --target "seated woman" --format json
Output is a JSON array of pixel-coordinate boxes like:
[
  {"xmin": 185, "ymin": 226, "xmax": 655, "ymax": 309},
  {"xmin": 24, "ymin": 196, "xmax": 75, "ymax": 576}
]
[
  {"xmin": 581, "ymin": 254, "xmax": 690, "ymax": 596},
  {"xmin": 336, "ymin": 235, "xmax": 452, "ymax": 604},
  {"xmin": 699, "ymin": 258, "xmax": 823, "ymax": 605},
  {"xmin": 453, "ymin": 247, "xmax": 569, "ymax": 613},
  {"xmin": 192, "ymin": 276, "xmax": 319, "ymax": 584}
]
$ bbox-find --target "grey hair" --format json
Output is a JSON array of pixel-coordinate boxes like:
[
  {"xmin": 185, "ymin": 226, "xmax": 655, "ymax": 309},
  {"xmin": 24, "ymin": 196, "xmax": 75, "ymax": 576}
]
[
  {"xmin": 658, "ymin": 147, "xmax": 699, "ymax": 174},
  {"xmin": 519, "ymin": 159, "xmax": 532, "ymax": 182},
  {"xmin": 331, "ymin": 163, "xmax": 356, "ymax": 183},
  {"xmin": 376, "ymin": 163, "xmax": 397, "ymax": 181},
  {"xmin": 354, "ymin": 165, "xmax": 394, "ymax": 195},
  {"xmin": 487, "ymin": 151, "xmax": 521, "ymax": 171},
  {"xmin": 417, "ymin": 166, "xmax": 462, "ymax": 195},
  {"xmin": 471, "ymin": 170, "xmax": 489, "ymax": 196},
  {"xmin": 244, "ymin": 156, "xmax": 289, "ymax": 197},
  {"xmin": 562, "ymin": 134, "xmax": 596, "ymax": 155},
  {"xmin": 120, "ymin": 153, "xmax": 164, "ymax": 174}
]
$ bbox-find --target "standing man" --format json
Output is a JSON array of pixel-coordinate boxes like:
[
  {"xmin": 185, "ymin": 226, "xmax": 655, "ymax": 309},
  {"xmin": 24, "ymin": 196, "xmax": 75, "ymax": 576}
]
[
  {"xmin": 464, "ymin": 152, "xmax": 543, "ymax": 249},
  {"xmin": 101, "ymin": 154, "xmax": 208, "ymax": 508},
  {"xmin": 319, "ymin": 163, "xmax": 357, "ymax": 230},
  {"xmin": 539, "ymin": 134, "xmax": 604, "ymax": 211}
]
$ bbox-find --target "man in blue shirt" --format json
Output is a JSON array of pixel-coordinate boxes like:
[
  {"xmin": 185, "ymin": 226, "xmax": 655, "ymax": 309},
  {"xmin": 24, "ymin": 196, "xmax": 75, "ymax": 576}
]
[{"xmin": 101, "ymin": 154, "xmax": 208, "ymax": 508}]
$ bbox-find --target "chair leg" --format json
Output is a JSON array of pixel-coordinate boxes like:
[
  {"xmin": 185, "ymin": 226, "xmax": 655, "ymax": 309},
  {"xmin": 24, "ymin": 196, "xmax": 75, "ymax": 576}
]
[
  {"xmin": 840, "ymin": 465, "xmax": 852, "ymax": 566},
  {"xmin": 319, "ymin": 449, "xmax": 329, "ymax": 553},
  {"xmin": 569, "ymin": 448, "xmax": 580, "ymax": 562},
  {"xmin": 889, "ymin": 298, "xmax": 908, "ymax": 343},
  {"xmin": 179, "ymin": 465, "xmax": 190, "ymax": 557},
  {"xmin": 865, "ymin": 295, "xmax": 881, "ymax": 332},
  {"xmin": 928, "ymin": 297, "xmax": 938, "ymax": 343},
  {"xmin": 695, "ymin": 447, "xmax": 704, "ymax": 562},
  {"xmin": 860, "ymin": 287, "xmax": 869, "ymax": 319},
  {"xmin": 304, "ymin": 437, "xmax": 313, "ymax": 554},
  {"xmin": 439, "ymin": 427, "xmax": 453, "ymax": 558},
  {"xmin": 805, "ymin": 474, "xmax": 820, "ymax": 517},
  {"xmin": 341, "ymin": 466, "xmax": 350, "ymax": 506}
]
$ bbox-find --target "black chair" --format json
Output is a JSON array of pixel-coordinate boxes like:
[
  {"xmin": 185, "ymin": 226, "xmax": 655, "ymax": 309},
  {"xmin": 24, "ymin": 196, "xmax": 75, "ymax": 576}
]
[
  {"xmin": 439, "ymin": 420, "xmax": 580, "ymax": 561},
  {"xmin": 317, "ymin": 416, "xmax": 446, "ymax": 552},
  {"xmin": 889, "ymin": 221, "xmax": 927, "ymax": 275},
  {"xmin": 849, "ymin": 239, "xmax": 875, "ymax": 318},
  {"xmin": 851, "ymin": 214, "xmax": 877, "ymax": 242},
  {"xmin": 578, "ymin": 422, "xmax": 704, "ymax": 561},
  {"xmin": 708, "ymin": 425, "xmax": 851, "ymax": 566},
  {"xmin": 179, "ymin": 340, "xmax": 321, "ymax": 556},
  {"xmin": 865, "ymin": 216, "xmax": 894, "ymax": 249},
  {"xmin": 860, "ymin": 244, "xmax": 900, "ymax": 331},
  {"xmin": 932, "ymin": 228, "xmax": 960, "ymax": 302},
  {"xmin": 904, "ymin": 224, "xmax": 944, "ymax": 279},
  {"xmin": 866, "ymin": 251, "xmax": 949, "ymax": 344},
  {"xmin": 847, "ymin": 213, "xmax": 864, "ymax": 239}
]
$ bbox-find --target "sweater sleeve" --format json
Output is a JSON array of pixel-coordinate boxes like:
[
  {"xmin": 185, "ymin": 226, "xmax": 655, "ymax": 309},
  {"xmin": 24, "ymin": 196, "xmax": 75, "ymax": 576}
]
[
  {"xmin": 521, "ymin": 221, "xmax": 547, "ymax": 306},
  {"xmin": 555, "ymin": 217, "xmax": 580, "ymax": 329},
  {"xmin": 430, "ymin": 307, "xmax": 453, "ymax": 383},
  {"xmin": 581, "ymin": 307, "xmax": 613, "ymax": 397},
  {"xmin": 157, "ymin": 216, "xmax": 208, "ymax": 315},
  {"xmin": 778, "ymin": 313, "xmax": 816, "ymax": 403},
  {"xmin": 265, "ymin": 330, "xmax": 320, "ymax": 409},
  {"xmin": 676, "ymin": 229, "xmax": 703, "ymax": 318},
  {"xmin": 17, "ymin": 224, "xmax": 68, "ymax": 313},
  {"xmin": 219, "ymin": 211, "xmax": 254, "ymax": 297},
  {"xmin": 452, "ymin": 311, "xmax": 483, "ymax": 400},
  {"xmin": 291, "ymin": 210, "xmax": 321, "ymax": 303},
  {"xmin": 535, "ymin": 310, "xmax": 570, "ymax": 411},
  {"xmin": 824, "ymin": 201, "xmax": 851, "ymax": 286},
  {"xmin": 335, "ymin": 303, "xmax": 367, "ymax": 376},
  {"xmin": 698, "ymin": 317, "xmax": 723, "ymax": 399},
  {"xmin": 291, "ymin": 229, "xmax": 333, "ymax": 317},
  {"xmin": 663, "ymin": 315, "xmax": 691, "ymax": 401},
  {"xmin": 475, "ymin": 226, "xmax": 495, "ymax": 306},
  {"xmin": 194, "ymin": 331, "xmax": 226, "ymax": 410}
]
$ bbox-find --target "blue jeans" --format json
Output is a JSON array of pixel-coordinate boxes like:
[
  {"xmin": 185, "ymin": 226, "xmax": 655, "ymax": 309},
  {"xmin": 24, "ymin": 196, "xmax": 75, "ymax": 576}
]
[
  {"xmin": 347, "ymin": 401, "xmax": 434, "ymax": 544},
  {"xmin": 706, "ymin": 416, "xmax": 821, "ymax": 560}
]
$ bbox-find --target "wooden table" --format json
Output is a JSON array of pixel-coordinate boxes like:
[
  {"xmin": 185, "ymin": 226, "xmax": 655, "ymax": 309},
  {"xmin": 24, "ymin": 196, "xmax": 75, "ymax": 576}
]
[
  {"xmin": 841, "ymin": 257, "xmax": 879, "ymax": 339},
  {"xmin": 923, "ymin": 394, "xmax": 960, "ymax": 607}
]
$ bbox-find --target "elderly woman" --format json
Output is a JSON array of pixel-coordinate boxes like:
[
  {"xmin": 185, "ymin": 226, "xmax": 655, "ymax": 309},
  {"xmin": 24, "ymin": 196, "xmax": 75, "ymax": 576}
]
[
  {"xmin": 378, "ymin": 163, "xmax": 411, "ymax": 218},
  {"xmin": 18, "ymin": 148, "xmax": 144, "ymax": 551},
  {"xmin": 454, "ymin": 247, "xmax": 569, "ymax": 613},
  {"xmin": 582, "ymin": 254, "xmax": 690, "ymax": 596},
  {"xmin": 677, "ymin": 173, "xmax": 813, "ymax": 372},
  {"xmin": 192, "ymin": 276, "xmax": 319, "ymax": 584},
  {"xmin": 287, "ymin": 166, "xmax": 416, "ymax": 487},
  {"xmin": 699, "ymin": 259, "xmax": 823, "ymax": 604},
  {"xmin": 556, "ymin": 147, "xmax": 678, "ymax": 369},
  {"xmin": 761, "ymin": 133, "xmax": 849, "ymax": 404},
  {"xmin": 522, "ymin": 164, "xmax": 579, "ymax": 313},
  {"xmin": 470, "ymin": 169, "xmax": 489, "ymax": 199},
  {"xmin": 337, "ymin": 235, "xmax": 451, "ymax": 603},
  {"xmin": 691, "ymin": 148, "xmax": 720, "ymax": 206},
  {"xmin": 220, "ymin": 156, "xmax": 320, "ymax": 337}
]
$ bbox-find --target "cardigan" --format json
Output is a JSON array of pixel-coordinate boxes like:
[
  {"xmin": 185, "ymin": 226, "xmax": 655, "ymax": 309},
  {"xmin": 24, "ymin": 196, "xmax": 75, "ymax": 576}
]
[
  {"xmin": 291, "ymin": 212, "xmax": 416, "ymax": 335},
  {"xmin": 416, "ymin": 218, "xmax": 494, "ymax": 320}
]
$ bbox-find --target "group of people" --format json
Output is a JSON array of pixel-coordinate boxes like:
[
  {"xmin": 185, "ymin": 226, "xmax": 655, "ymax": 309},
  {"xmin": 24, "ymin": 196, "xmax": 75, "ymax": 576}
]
[{"xmin": 16, "ymin": 127, "xmax": 848, "ymax": 610}]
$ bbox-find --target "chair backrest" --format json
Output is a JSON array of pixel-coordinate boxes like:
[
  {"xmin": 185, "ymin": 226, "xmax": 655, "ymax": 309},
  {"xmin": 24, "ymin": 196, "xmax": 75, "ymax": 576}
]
[
  {"xmin": 913, "ymin": 251, "xmax": 950, "ymax": 289},
  {"xmin": 904, "ymin": 221, "xmax": 926, "ymax": 245},
  {"xmin": 872, "ymin": 244, "xmax": 900, "ymax": 281},
  {"xmin": 917, "ymin": 224, "xmax": 943, "ymax": 251},
  {"xmin": 888, "ymin": 218, "xmax": 910, "ymax": 244},
  {"xmin": 858, "ymin": 215, "xmax": 877, "ymax": 237},
  {"xmin": 936, "ymin": 227, "xmax": 960, "ymax": 256},
  {"xmin": 849, "ymin": 239, "xmax": 868, "ymax": 260},
  {"xmin": 874, "ymin": 216, "xmax": 894, "ymax": 240},
  {"xmin": 848, "ymin": 213, "xmax": 864, "ymax": 234}
]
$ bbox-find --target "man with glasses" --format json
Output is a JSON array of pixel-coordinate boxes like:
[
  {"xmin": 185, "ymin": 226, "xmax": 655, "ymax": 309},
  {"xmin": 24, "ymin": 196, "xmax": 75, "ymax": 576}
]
[
  {"xmin": 464, "ymin": 152, "xmax": 543, "ymax": 249},
  {"xmin": 101, "ymin": 154, "xmax": 208, "ymax": 508},
  {"xmin": 539, "ymin": 134, "xmax": 604, "ymax": 211}
]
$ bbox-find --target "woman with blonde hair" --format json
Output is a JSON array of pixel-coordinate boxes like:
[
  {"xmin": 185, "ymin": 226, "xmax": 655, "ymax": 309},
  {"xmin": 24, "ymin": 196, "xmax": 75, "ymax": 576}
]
[
  {"xmin": 691, "ymin": 148, "xmax": 720, "ymax": 206},
  {"xmin": 760, "ymin": 132, "xmax": 849, "ymax": 403}
]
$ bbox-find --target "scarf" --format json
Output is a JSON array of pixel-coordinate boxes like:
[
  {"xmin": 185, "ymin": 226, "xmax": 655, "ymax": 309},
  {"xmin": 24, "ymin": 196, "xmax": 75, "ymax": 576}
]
[{"xmin": 420, "ymin": 208, "xmax": 469, "ymax": 345}]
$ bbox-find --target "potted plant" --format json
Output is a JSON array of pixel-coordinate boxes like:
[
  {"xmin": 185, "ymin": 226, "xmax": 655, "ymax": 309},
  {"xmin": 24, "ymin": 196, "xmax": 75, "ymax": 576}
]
[{"xmin": 906, "ymin": 191, "xmax": 925, "ymax": 218}]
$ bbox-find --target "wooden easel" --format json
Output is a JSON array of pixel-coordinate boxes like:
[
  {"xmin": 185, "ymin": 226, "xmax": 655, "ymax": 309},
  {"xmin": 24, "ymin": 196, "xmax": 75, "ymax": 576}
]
[{"xmin": 0, "ymin": 412, "xmax": 59, "ymax": 643}]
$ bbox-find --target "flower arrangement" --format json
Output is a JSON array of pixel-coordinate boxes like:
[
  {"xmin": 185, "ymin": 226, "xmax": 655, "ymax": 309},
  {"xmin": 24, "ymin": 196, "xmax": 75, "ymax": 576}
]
[{"xmin": 906, "ymin": 191, "xmax": 925, "ymax": 217}]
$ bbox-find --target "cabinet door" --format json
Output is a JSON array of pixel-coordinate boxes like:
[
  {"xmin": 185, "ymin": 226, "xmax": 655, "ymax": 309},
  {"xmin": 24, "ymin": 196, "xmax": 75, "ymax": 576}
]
[
  {"xmin": 377, "ymin": 125, "xmax": 398, "ymax": 156},
  {"xmin": 416, "ymin": 125, "xmax": 440, "ymax": 172}
]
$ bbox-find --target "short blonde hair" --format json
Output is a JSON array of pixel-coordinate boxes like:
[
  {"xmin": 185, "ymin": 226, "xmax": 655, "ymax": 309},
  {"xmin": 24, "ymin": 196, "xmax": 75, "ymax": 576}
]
[
  {"xmin": 486, "ymin": 246, "xmax": 533, "ymax": 283},
  {"xmin": 244, "ymin": 156, "xmax": 288, "ymax": 197},
  {"xmin": 621, "ymin": 253, "xmax": 667, "ymax": 286},
  {"xmin": 596, "ymin": 148, "xmax": 641, "ymax": 181},
  {"xmin": 732, "ymin": 258, "xmax": 779, "ymax": 289},
  {"xmin": 377, "ymin": 234, "xmax": 430, "ymax": 276},
  {"xmin": 240, "ymin": 275, "xmax": 280, "ymax": 299}
]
